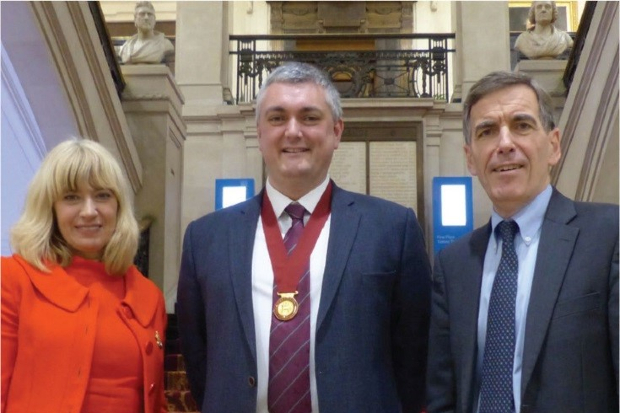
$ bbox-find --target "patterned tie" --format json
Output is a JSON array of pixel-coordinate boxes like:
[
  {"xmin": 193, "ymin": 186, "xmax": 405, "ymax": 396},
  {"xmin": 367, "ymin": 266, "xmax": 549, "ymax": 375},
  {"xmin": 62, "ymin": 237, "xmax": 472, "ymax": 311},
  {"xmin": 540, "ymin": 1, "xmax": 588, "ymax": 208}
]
[
  {"xmin": 268, "ymin": 203, "xmax": 312, "ymax": 413},
  {"xmin": 479, "ymin": 220, "xmax": 520, "ymax": 413}
]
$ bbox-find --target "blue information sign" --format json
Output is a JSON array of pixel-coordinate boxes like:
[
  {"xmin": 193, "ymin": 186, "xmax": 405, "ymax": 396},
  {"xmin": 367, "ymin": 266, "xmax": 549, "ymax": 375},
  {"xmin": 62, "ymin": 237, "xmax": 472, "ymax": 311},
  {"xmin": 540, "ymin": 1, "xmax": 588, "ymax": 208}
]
[
  {"xmin": 432, "ymin": 177, "xmax": 473, "ymax": 254},
  {"xmin": 215, "ymin": 178, "xmax": 255, "ymax": 210}
]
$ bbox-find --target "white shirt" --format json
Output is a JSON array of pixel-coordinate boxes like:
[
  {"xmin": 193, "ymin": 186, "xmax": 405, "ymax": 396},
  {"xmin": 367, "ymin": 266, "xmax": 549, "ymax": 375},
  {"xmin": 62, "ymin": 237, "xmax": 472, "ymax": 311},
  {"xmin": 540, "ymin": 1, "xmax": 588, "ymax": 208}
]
[
  {"xmin": 475, "ymin": 185, "xmax": 552, "ymax": 413},
  {"xmin": 252, "ymin": 177, "xmax": 331, "ymax": 413}
]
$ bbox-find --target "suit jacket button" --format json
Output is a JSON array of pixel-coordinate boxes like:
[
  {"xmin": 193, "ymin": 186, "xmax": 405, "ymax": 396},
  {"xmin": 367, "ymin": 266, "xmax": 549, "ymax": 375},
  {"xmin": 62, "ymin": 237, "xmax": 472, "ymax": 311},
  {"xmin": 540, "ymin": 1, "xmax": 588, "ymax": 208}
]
[
  {"xmin": 145, "ymin": 341, "xmax": 154, "ymax": 355},
  {"xmin": 123, "ymin": 306, "xmax": 134, "ymax": 319},
  {"xmin": 248, "ymin": 376, "xmax": 256, "ymax": 387},
  {"xmin": 148, "ymin": 383, "xmax": 155, "ymax": 394}
]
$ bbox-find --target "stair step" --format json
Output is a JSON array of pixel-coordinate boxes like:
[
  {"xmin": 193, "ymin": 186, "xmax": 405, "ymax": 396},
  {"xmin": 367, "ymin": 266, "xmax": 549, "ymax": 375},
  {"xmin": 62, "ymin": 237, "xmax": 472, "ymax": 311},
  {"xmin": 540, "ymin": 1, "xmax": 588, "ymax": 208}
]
[
  {"xmin": 165, "ymin": 370, "xmax": 192, "ymax": 391},
  {"xmin": 166, "ymin": 337, "xmax": 182, "ymax": 354},
  {"xmin": 165, "ymin": 353, "xmax": 186, "ymax": 372},
  {"xmin": 165, "ymin": 389, "xmax": 198, "ymax": 412}
]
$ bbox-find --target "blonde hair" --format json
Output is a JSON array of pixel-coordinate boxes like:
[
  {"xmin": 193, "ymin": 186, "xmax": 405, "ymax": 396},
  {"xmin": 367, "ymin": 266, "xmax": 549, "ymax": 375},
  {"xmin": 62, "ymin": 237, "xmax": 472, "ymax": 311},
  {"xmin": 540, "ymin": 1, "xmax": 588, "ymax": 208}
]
[{"xmin": 10, "ymin": 139, "xmax": 139, "ymax": 275}]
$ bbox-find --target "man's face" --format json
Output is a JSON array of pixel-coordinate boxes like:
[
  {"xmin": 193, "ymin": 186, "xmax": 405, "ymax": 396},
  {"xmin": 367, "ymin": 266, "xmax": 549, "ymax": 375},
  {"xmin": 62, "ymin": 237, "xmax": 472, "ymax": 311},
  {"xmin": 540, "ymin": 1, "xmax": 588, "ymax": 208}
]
[
  {"xmin": 135, "ymin": 6, "xmax": 155, "ymax": 32},
  {"xmin": 534, "ymin": 1, "xmax": 553, "ymax": 25},
  {"xmin": 464, "ymin": 84, "xmax": 561, "ymax": 218},
  {"xmin": 257, "ymin": 82, "xmax": 343, "ymax": 198}
]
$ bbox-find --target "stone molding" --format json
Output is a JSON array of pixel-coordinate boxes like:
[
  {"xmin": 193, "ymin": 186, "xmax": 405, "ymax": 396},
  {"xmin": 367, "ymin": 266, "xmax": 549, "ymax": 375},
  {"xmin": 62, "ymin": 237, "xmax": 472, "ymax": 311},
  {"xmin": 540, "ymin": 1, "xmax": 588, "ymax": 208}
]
[{"xmin": 553, "ymin": 1, "xmax": 619, "ymax": 202}]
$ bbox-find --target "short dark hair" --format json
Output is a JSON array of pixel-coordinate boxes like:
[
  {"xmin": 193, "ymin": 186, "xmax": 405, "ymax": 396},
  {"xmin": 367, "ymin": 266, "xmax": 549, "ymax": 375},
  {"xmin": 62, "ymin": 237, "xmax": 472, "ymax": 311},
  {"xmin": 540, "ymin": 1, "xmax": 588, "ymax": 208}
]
[{"xmin": 463, "ymin": 71, "xmax": 556, "ymax": 144}]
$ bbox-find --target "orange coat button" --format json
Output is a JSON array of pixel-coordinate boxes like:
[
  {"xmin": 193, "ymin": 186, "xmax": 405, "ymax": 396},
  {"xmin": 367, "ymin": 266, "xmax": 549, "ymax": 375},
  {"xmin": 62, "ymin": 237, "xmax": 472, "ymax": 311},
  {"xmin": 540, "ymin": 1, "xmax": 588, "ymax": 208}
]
[
  {"xmin": 123, "ymin": 306, "xmax": 134, "ymax": 319},
  {"xmin": 145, "ymin": 341, "xmax": 153, "ymax": 355}
]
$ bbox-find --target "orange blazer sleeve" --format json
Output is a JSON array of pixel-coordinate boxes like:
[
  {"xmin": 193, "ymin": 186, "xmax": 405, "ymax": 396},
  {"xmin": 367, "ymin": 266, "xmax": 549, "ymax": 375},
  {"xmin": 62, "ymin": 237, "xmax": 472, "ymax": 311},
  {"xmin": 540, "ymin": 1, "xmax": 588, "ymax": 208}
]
[{"xmin": 1, "ymin": 257, "xmax": 25, "ymax": 413}]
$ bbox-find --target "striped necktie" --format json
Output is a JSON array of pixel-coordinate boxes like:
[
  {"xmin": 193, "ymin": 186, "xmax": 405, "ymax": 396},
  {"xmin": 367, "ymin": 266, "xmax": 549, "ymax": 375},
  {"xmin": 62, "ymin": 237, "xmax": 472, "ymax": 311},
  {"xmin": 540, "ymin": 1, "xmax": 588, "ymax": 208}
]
[{"xmin": 267, "ymin": 203, "xmax": 312, "ymax": 413}]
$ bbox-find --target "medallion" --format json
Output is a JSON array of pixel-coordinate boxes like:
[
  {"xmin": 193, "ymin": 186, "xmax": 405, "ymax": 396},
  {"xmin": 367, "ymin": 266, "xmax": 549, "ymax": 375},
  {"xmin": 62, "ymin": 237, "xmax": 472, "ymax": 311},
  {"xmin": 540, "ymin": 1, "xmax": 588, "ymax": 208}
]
[{"xmin": 273, "ymin": 292, "xmax": 299, "ymax": 321}]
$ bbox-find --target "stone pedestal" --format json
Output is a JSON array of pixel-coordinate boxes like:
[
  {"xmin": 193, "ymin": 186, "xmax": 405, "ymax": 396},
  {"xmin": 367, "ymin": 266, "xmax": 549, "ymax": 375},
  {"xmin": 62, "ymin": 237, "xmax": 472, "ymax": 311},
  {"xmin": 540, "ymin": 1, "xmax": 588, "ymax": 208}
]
[
  {"xmin": 515, "ymin": 59, "xmax": 567, "ymax": 124},
  {"xmin": 121, "ymin": 64, "xmax": 186, "ymax": 313},
  {"xmin": 515, "ymin": 59, "xmax": 567, "ymax": 94}
]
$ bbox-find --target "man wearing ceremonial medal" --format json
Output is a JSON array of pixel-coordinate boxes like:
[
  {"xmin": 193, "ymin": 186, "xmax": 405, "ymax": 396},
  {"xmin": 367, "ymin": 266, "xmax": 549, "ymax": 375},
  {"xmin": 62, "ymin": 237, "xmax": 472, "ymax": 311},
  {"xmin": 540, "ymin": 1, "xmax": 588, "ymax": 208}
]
[{"xmin": 177, "ymin": 62, "xmax": 432, "ymax": 413}]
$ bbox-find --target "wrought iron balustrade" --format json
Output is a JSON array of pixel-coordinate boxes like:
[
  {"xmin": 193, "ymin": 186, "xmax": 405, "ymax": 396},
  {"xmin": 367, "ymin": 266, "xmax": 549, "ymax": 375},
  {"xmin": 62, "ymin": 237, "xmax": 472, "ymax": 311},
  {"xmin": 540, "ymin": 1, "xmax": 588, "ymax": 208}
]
[{"xmin": 230, "ymin": 33, "xmax": 455, "ymax": 104}]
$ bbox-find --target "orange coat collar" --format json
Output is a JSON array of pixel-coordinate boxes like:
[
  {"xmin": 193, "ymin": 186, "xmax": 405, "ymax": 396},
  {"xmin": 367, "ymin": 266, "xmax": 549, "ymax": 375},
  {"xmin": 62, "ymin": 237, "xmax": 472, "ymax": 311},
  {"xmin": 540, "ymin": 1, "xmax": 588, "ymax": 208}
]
[
  {"xmin": 12, "ymin": 254, "xmax": 159, "ymax": 327},
  {"xmin": 122, "ymin": 265, "xmax": 159, "ymax": 327}
]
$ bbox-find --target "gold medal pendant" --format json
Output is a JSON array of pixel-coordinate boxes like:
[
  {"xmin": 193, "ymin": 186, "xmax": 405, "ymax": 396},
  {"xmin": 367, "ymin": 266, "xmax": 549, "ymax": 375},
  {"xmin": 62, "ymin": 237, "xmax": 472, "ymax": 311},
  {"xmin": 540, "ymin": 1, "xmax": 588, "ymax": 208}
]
[{"xmin": 273, "ymin": 292, "xmax": 299, "ymax": 321}]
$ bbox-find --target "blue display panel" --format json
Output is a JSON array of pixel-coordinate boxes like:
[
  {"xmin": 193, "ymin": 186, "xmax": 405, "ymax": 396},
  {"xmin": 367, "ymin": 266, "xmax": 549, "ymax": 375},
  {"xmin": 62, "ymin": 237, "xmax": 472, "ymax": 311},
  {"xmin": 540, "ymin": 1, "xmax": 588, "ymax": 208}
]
[
  {"xmin": 432, "ymin": 177, "xmax": 473, "ymax": 254},
  {"xmin": 215, "ymin": 179, "xmax": 255, "ymax": 210}
]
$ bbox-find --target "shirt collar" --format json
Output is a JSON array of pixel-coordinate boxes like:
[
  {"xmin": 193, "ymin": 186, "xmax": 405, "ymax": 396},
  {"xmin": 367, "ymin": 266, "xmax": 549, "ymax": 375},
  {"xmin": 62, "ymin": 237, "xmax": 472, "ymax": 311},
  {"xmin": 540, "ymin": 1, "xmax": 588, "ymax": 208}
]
[
  {"xmin": 491, "ymin": 185, "xmax": 552, "ymax": 247},
  {"xmin": 265, "ymin": 175, "xmax": 330, "ymax": 218}
]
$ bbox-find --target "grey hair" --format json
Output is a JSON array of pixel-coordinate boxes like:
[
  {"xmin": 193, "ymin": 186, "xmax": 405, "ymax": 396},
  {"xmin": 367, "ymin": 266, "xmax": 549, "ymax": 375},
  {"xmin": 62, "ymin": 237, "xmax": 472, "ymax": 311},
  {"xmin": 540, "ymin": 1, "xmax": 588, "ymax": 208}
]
[
  {"xmin": 255, "ymin": 62, "xmax": 342, "ymax": 122},
  {"xmin": 463, "ymin": 71, "xmax": 556, "ymax": 144}
]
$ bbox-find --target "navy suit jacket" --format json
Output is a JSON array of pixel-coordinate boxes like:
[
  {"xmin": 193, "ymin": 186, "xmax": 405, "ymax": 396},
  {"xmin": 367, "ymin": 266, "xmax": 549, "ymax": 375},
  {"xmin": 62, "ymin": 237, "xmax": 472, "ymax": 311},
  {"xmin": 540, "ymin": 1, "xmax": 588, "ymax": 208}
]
[
  {"xmin": 177, "ymin": 183, "xmax": 432, "ymax": 413},
  {"xmin": 427, "ymin": 189, "xmax": 619, "ymax": 413}
]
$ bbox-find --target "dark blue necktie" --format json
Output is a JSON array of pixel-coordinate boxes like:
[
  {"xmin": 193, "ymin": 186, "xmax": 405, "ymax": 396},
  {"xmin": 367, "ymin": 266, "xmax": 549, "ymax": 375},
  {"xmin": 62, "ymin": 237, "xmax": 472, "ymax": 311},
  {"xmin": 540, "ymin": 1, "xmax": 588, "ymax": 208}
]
[{"xmin": 479, "ymin": 220, "xmax": 520, "ymax": 413}]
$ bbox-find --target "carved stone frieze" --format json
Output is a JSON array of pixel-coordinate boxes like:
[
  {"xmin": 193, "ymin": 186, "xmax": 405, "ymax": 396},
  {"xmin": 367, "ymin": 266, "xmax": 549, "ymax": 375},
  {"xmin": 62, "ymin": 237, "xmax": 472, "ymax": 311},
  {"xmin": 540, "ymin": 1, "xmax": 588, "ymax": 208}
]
[{"xmin": 270, "ymin": 1, "xmax": 413, "ymax": 34}]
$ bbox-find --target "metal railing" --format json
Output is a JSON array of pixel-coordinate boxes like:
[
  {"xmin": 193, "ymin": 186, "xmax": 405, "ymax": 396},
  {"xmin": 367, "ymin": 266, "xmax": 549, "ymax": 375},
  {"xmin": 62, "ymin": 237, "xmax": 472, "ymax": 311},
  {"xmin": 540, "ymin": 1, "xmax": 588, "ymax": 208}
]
[{"xmin": 230, "ymin": 33, "xmax": 455, "ymax": 104}]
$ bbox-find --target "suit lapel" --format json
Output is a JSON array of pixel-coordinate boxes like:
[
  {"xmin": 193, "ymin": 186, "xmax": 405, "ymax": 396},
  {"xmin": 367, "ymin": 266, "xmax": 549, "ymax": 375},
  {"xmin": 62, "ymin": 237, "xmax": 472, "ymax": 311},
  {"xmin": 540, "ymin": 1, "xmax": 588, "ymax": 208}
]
[
  {"xmin": 459, "ymin": 224, "xmax": 491, "ymax": 413},
  {"xmin": 316, "ymin": 185, "xmax": 360, "ymax": 332},
  {"xmin": 521, "ymin": 190, "xmax": 578, "ymax": 394},
  {"xmin": 229, "ymin": 194, "xmax": 262, "ymax": 360}
]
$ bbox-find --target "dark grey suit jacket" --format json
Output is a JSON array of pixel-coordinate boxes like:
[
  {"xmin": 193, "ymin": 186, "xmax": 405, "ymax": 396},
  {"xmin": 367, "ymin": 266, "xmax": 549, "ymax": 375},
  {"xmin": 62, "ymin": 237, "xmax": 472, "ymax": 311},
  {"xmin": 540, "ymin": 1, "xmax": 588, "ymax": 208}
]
[
  {"xmin": 427, "ymin": 189, "xmax": 619, "ymax": 413},
  {"xmin": 177, "ymin": 183, "xmax": 432, "ymax": 413}
]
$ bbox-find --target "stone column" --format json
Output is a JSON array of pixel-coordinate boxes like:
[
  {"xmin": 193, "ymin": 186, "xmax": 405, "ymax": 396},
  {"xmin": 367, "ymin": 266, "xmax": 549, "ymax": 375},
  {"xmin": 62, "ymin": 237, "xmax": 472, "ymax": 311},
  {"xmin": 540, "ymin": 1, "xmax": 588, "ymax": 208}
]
[
  {"xmin": 453, "ymin": 1, "xmax": 511, "ymax": 101},
  {"xmin": 450, "ymin": 2, "xmax": 511, "ymax": 225},
  {"xmin": 174, "ymin": 2, "xmax": 261, "ymax": 239},
  {"xmin": 175, "ymin": 1, "xmax": 231, "ymax": 110},
  {"xmin": 121, "ymin": 65, "xmax": 186, "ymax": 313}
]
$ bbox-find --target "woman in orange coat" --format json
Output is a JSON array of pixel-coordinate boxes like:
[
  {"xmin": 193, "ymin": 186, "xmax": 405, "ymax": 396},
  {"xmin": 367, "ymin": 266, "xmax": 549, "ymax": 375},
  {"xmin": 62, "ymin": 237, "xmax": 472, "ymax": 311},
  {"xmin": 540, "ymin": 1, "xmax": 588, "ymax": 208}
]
[{"xmin": 1, "ymin": 139, "xmax": 167, "ymax": 413}]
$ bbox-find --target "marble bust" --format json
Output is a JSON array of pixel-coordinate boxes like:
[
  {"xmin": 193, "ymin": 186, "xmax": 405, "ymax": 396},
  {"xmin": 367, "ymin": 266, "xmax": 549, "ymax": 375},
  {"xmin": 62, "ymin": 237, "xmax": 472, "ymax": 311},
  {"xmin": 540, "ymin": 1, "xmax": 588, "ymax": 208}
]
[
  {"xmin": 514, "ymin": 1, "xmax": 574, "ymax": 59},
  {"xmin": 119, "ymin": 1, "xmax": 174, "ymax": 64}
]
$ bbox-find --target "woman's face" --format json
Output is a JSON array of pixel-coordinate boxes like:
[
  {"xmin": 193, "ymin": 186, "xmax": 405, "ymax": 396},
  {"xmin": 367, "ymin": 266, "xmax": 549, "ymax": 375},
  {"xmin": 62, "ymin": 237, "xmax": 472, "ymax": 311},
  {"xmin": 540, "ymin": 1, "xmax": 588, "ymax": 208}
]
[{"xmin": 54, "ymin": 182, "xmax": 118, "ymax": 260}]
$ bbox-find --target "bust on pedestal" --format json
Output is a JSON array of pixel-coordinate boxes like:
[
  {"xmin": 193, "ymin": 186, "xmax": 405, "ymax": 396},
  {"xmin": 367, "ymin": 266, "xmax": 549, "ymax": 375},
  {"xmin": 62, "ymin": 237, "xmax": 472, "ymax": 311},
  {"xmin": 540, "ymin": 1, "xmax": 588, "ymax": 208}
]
[
  {"xmin": 119, "ymin": 1, "xmax": 174, "ymax": 64},
  {"xmin": 514, "ymin": 1, "xmax": 573, "ymax": 59}
]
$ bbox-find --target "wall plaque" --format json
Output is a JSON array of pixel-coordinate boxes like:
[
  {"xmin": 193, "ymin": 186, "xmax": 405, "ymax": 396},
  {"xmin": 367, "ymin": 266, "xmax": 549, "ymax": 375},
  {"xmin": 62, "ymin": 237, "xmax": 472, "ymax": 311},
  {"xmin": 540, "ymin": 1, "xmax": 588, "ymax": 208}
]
[
  {"xmin": 330, "ymin": 141, "xmax": 367, "ymax": 194},
  {"xmin": 369, "ymin": 141, "xmax": 417, "ymax": 212}
]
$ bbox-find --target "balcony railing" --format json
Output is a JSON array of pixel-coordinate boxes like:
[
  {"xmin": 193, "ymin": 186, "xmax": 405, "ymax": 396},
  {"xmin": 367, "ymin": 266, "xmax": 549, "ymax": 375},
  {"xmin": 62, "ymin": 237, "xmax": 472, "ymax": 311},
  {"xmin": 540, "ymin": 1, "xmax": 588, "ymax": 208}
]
[{"xmin": 230, "ymin": 33, "xmax": 455, "ymax": 104}]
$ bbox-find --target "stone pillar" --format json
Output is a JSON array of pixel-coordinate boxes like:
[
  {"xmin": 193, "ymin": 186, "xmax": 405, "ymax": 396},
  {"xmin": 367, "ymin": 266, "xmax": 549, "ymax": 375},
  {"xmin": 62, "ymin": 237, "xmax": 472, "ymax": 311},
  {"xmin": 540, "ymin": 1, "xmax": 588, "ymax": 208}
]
[
  {"xmin": 515, "ymin": 59, "xmax": 567, "ymax": 124},
  {"xmin": 174, "ymin": 2, "xmax": 261, "ymax": 239},
  {"xmin": 450, "ymin": 2, "xmax": 511, "ymax": 225},
  {"xmin": 121, "ymin": 65, "xmax": 186, "ymax": 313},
  {"xmin": 453, "ymin": 2, "xmax": 512, "ymax": 101},
  {"xmin": 175, "ymin": 1, "xmax": 231, "ymax": 111}
]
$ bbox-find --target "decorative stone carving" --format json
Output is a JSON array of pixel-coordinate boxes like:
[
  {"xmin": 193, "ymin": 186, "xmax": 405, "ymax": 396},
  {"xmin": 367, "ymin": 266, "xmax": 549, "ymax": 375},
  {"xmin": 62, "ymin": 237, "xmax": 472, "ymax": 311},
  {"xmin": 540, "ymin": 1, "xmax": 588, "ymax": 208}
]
[
  {"xmin": 119, "ymin": 1, "xmax": 174, "ymax": 64},
  {"xmin": 514, "ymin": 1, "xmax": 574, "ymax": 59},
  {"xmin": 281, "ymin": 2, "xmax": 318, "ymax": 33},
  {"xmin": 318, "ymin": 2, "xmax": 365, "ymax": 28},
  {"xmin": 270, "ymin": 1, "xmax": 412, "ymax": 34},
  {"xmin": 366, "ymin": 1, "xmax": 403, "ymax": 31}
]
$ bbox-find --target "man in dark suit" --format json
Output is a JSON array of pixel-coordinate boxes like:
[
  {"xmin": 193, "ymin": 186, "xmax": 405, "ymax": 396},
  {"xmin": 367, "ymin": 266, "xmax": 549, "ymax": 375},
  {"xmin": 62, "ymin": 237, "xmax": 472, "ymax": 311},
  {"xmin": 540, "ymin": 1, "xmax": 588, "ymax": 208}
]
[
  {"xmin": 427, "ymin": 71, "xmax": 619, "ymax": 413},
  {"xmin": 177, "ymin": 62, "xmax": 432, "ymax": 413}
]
